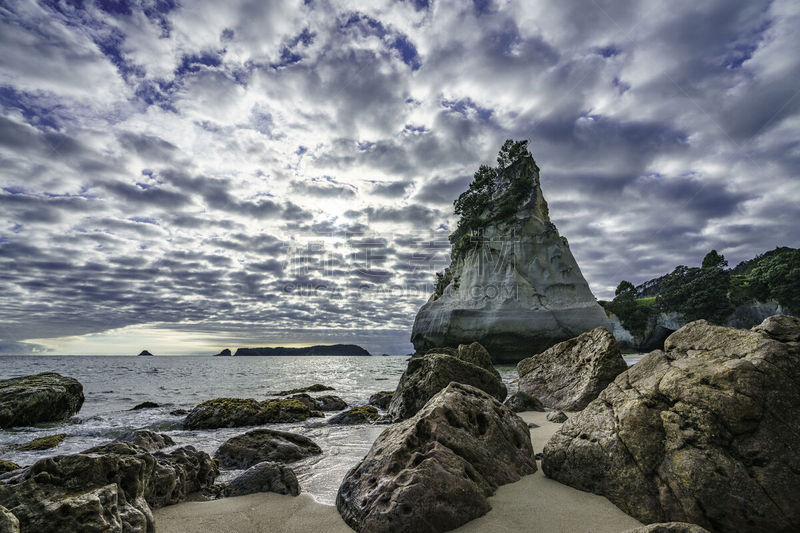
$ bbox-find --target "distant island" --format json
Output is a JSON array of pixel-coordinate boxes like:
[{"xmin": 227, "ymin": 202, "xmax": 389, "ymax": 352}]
[
  {"xmin": 233, "ymin": 344, "xmax": 370, "ymax": 356},
  {"xmin": 138, "ymin": 350, "xmax": 153, "ymax": 356},
  {"xmin": 213, "ymin": 349, "xmax": 232, "ymax": 357}
]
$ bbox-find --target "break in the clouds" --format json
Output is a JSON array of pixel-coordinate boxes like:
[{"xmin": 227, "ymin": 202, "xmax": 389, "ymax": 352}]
[{"xmin": 1, "ymin": 0, "xmax": 799, "ymax": 354}]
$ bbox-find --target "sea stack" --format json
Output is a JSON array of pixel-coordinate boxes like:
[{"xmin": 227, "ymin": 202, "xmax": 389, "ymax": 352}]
[
  {"xmin": 138, "ymin": 350, "xmax": 153, "ymax": 356},
  {"xmin": 411, "ymin": 142, "xmax": 611, "ymax": 363}
]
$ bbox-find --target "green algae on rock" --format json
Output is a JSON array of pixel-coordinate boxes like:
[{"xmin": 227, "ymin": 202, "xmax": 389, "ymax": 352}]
[
  {"xmin": 183, "ymin": 397, "xmax": 323, "ymax": 429},
  {"xmin": 17, "ymin": 433, "xmax": 66, "ymax": 451},
  {"xmin": 0, "ymin": 373, "xmax": 84, "ymax": 429}
]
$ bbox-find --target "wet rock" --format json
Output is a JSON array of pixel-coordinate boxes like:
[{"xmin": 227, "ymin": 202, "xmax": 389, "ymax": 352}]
[
  {"xmin": 0, "ymin": 440, "xmax": 217, "ymax": 532},
  {"xmin": 0, "ymin": 462, "xmax": 20, "ymax": 475},
  {"xmin": 315, "ymin": 395, "xmax": 347, "ymax": 411},
  {"xmin": 388, "ymin": 342, "xmax": 507, "ymax": 421},
  {"xmin": 274, "ymin": 384, "xmax": 334, "ymax": 396},
  {"xmin": 183, "ymin": 398, "xmax": 322, "ymax": 429},
  {"xmin": 215, "ymin": 428, "xmax": 322, "ymax": 469},
  {"xmin": 224, "ymin": 461, "xmax": 300, "ymax": 497},
  {"xmin": 368, "ymin": 391, "xmax": 393, "ymax": 410},
  {"xmin": 517, "ymin": 327, "xmax": 626, "ymax": 411},
  {"xmin": 0, "ymin": 373, "xmax": 84, "ymax": 429},
  {"xmin": 503, "ymin": 390, "xmax": 545, "ymax": 412},
  {"xmin": 546, "ymin": 411, "xmax": 567, "ymax": 423},
  {"xmin": 115, "ymin": 429, "xmax": 175, "ymax": 452},
  {"xmin": 327, "ymin": 405, "xmax": 380, "ymax": 425},
  {"xmin": 622, "ymin": 523, "xmax": 710, "ymax": 533},
  {"xmin": 542, "ymin": 317, "xmax": 800, "ymax": 533},
  {"xmin": 287, "ymin": 393, "xmax": 318, "ymax": 410},
  {"xmin": 16, "ymin": 433, "xmax": 66, "ymax": 451},
  {"xmin": 337, "ymin": 383, "xmax": 535, "ymax": 533},
  {"xmin": 0, "ymin": 505, "xmax": 18, "ymax": 533},
  {"xmin": 130, "ymin": 401, "xmax": 160, "ymax": 410},
  {"xmin": 169, "ymin": 409, "xmax": 189, "ymax": 416}
]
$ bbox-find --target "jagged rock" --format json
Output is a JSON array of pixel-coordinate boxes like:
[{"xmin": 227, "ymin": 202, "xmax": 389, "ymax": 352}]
[
  {"xmin": 622, "ymin": 524, "xmax": 710, "ymax": 533},
  {"xmin": 115, "ymin": 429, "xmax": 175, "ymax": 452},
  {"xmin": 517, "ymin": 327, "xmax": 626, "ymax": 411},
  {"xmin": 224, "ymin": 461, "xmax": 300, "ymax": 497},
  {"xmin": 0, "ymin": 440, "xmax": 217, "ymax": 533},
  {"xmin": 327, "ymin": 405, "xmax": 379, "ymax": 425},
  {"xmin": 0, "ymin": 505, "xmax": 19, "ymax": 533},
  {"xmin": 337, "ymin": 383, "xmax": 536, "ymax": 533},
  {"xmin": 316, "ymin": 395, "xmax": 347, "ymax": 411},
  {"xmin": 0, "ymin": 462, "xmax": 19, "ymax": 475},
  {"xmin": 0, "ymin": 373, "xmax": 84, "ymax": 429},
  {"xmin": 17, "ymin": 433, "xmax": 66, "ymax": 451},
  {"xmin": 274, "ymin": 384, "xmax": 335, "ymax": 395},
  {"xmin": 388, "ymin": 343, "xmax": 506, "ymax": 421},
  {"xmin": 545, "ymin": 411, "xmax": 567, "ymax": 423},
  {"xmin": 542, "ymin": 316, "xmax": 800, "ymax": 533},
  {"xmin": 131, "ymin": 401, "xmax": 159, "ymax": 410},
  {"xmin": 410, "ymin": 154, "xmax": 612, "ymax": 363},
  {"xmin": 213, "ymin": 348, "xmax": 232, "ymax": 357},
  {"xmin": 214, "ymin": 428, "xmax": 322, "ymax": 469},
  {"xmin": 368, "ymin": 391, "xmax": 393, "ymax": 409},
  {"xmin": 503, "ymin": 390, "xmax": 545, "ymax": 412},
  {"xmin": 183, "ymin": 398, "xmax": 322, "ymax": 429}
]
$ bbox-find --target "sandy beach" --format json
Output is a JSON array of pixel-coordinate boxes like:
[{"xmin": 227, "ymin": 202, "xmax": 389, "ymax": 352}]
[{"xmin": 154, "ymin": 411, "xmax": 641, "ymax": 533}]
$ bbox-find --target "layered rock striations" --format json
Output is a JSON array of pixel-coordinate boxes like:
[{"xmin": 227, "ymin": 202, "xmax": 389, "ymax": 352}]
[{"xmin": 411, "ymin": 149, "xmax": 610, "ymax": 363}]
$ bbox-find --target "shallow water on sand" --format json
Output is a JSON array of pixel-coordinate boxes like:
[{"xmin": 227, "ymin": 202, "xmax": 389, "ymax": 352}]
[{"xmin": 0, "ymin": 355, "xmax": 521, "ymax": 504}]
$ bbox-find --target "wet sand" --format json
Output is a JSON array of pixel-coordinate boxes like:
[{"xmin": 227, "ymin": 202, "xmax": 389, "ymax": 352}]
[{"xmin": 154, "ymin": 411, "xmax": 641, "ymax": 533}]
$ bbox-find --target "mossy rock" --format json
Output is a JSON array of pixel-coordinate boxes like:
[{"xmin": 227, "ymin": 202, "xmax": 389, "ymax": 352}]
[
  {"xmin": 17, "ymin": 433, "xmax": 67, "ymax": 451},
  {"xmin": 0, "ymin": 459, "xmax": 20, "ymax": 474},
  {"xmin": 130, "ymin": 401, "xmax": 159, "ymax": 411},
  {"xmin": 261, "ymin": 399, "xmax": 322, "ymax": 422},
  {"xmin": 184, "ymin": 397, "xmax": 321, "ymax": 429},
  {"xmin": 327, "ymin": 405, "xmax": 380, "ymax": 425},
  {"xmin": 0, "ymin": 373, "xmax": 84, "ymax": 428}
]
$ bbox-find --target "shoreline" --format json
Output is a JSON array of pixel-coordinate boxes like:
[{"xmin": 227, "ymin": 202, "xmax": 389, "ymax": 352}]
[{"xmin": 154, "ymin": 411, "xmax": 641, "ymax": 533}]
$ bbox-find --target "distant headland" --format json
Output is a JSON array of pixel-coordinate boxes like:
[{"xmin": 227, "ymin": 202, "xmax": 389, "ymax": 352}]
[{"xmin": 232, "ymin": 344, "xmax": 370, "ymax": 356}]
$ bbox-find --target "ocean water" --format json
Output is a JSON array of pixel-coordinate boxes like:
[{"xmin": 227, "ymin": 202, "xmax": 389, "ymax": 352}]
[{"xmin": 0, "ymin": 355, "xmax": 521, "ymax": 504}]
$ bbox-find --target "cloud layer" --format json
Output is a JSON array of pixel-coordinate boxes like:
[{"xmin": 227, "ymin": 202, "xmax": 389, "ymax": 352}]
[{"xmin": 1, "ymin": 0, "xmax": 798, "ymax": 354}]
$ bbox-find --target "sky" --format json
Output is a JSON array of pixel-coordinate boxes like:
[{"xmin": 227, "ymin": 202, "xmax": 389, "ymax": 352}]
[{"xmin": 1, "ymin": 0, "xmax": 799, "ymax": 355}]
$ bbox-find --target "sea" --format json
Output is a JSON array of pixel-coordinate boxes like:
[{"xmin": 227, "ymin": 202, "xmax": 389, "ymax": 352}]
[
  {"xmin": 0, "ymin": 354, "xmax": 642, "ymax": 504},
  {"xmin": 0, "ymin": 355, "xmax": 521, "ymax": 504}
]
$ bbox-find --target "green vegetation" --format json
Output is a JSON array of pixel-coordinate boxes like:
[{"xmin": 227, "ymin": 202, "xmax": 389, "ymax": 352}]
[
  {"xmin": 449, "ymin": 139, "xmax": 535, "ymax": 263},
  {"xmin": 604, "ymin": 247, "xmax": 800, "ymax": 334},
  {"xmin": 18, "ymin": 433, "xmax": 67, "ymax": 451}
]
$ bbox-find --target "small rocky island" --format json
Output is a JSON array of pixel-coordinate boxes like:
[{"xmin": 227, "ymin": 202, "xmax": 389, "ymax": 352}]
[
  {"xmin": 411, "ymin": 140, "xmax": 611, "ymax": 362},
  {"xmin": 137, "ymin": 350, "xmax": 153, "ymax": 356},
  {"xmin": 233, "ymin": 344, "xmax": 370, "ymax": 356},
  {"xmin": 213, "ymin": 348, "xmax": 232, "ymax": 357}
]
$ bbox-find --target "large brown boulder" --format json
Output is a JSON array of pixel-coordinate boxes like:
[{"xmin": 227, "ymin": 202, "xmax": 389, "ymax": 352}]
[
  {"xmin": 387, "ymin": 342, "xmax": 506, "ymax": 421},
  {"xmin": 214, "ymin": 428, "xmax": 322, "ymax": 469},
  {"xmin": 542, "ymin": 316, "xmax": 800, "ymax": 533},
  {"xmin": 0, "ymin": 440, "xmax": 217, "ymax": 533},
  {"xmin": 337, "ymin": 383, "xmax": 535, "ymax": 533},
  {"xmin": 0, "ymin": 373, "xmax": 84, "ymax": 428},
  {"xmin": 517, "ymin": 327, "xmax": 626, "ymax": 411}
]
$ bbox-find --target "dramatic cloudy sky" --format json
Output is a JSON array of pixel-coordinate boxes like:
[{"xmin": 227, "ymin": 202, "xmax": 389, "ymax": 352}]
[{"xmin": 1, "ymin": 0, "xmax": 798, "ymax": 355}]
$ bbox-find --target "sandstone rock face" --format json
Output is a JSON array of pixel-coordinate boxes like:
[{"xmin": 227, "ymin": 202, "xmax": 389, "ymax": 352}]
[
  {"xmin": 224, "ymin": 461, "xmax": 300, "ymax": 497},
  {"xmin": 542, "ymin": 316, "xmax": 800, "ymax": 533},
  {"xmin": 0, "ymin": 373, "xmax": 84, "ymax": 428},
  {"xmin": 337, "ymin": 383, "xmax": 535, "ymax": 533},
  {"xmin": 517, "ymin": 327, "xmax": 626, "ymax": 410},
  {"xmin": 0, "ymin": 440, "xmax": 217, "ymax": 533},
  {"xmin": 183, "ymin": 397, "xmax": 321, "ymax": 429},
  {"xmin": 388, "ymin": 343, "xmax": 507, "ymax": 421},
  {"xmin": 411, "ymin": 155, "xmax": 611, "ymax": 363},
  {"xmin": 214, "ymin": 428, "xmax": 322, "ymax": 470}
]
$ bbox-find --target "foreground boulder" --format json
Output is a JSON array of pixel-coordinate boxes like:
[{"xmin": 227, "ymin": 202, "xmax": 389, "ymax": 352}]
[
  {"xmin": 215, "ymin": 428, "xmax": 322, "ymax": 469},
  {"xmin": 0, "ymin": 440, "xmax": 217, "ymax": 532},
  {"xmin": 517, "ymin": 327, "xmax": 626, "ymax": 411},
  {"xmin": 388, "ymin": 342, "xmax": 506, "ymax": 421},
  {"xmin": 183, "ymin": 398, "xmax": 322, "ymax": 429},
  {"xmin": 0, "ymin": 373, "xmax": 84, "ymax": 429},
  {"xmin": 337, "ymin": 383, "xmax": 535, "ymax": 533},
  {"xmin": 542, "ymin": 316, "xmax": 800, "ymax": 533},
  {"xmin": 224, "ymin": 461, "xmax": 300, "ymax": 497}
]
